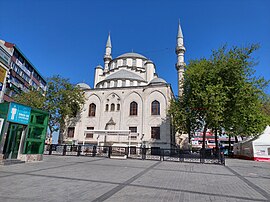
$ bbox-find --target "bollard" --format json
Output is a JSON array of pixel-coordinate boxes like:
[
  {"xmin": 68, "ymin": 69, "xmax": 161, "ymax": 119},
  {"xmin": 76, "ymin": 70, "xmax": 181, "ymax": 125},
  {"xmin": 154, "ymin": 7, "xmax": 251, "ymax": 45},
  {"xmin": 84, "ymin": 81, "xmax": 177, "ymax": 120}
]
[
  {"xmin": 200, "ymin": 149, "xmax": 205, "ymax": 164},
  {"xmin": 160, "ymin": 149, "xmax": 163, "ymax": 161},
  {"xmin": 77, "ymin": 145, "xmax": 81, "ymax": 156},
  {"xmin": 220, "ymin": 152, "xmax": 225, "ymax": 165},
  {"xmin": 162, "ymin": 149, "xmax": 165, "ymax": 161},
  {"xmin": 63, "ymin": 145, "xmax": 67, "ymax": 156},
  {"xmin": 49, "ymin": 144, "xmax": 53, "ymax": 155},
  {"xmin": 92, "ymin": 146, "xmax": 96, "ymax": 157},
  {"xmin": 126, "ymin": 147, "xmax": 129, "ymax": 158},
  {"xmin": 108, "ymin": 146, "xmax": 112, "ymax": 158},
  {"xmin": 142, "ymin": 147, "xmax": 146, "ymax": 160}
]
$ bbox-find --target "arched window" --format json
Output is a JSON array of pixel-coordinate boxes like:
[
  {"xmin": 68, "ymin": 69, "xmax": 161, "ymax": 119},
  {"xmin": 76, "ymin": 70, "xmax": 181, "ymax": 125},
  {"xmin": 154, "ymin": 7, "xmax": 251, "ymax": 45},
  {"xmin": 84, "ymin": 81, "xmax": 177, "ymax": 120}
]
[
  {"xmin": 151, "ymin": 100, "xmax": 160, "ymax": 115},
  {"xmin": 89, "ymin": 103, "xmax": 96, "ymax": 117},
  {"xmin": 111, "ymin": 103, "xmax": 115, "ymax": 111},
  {"xmin": 130, "ymin": 101, "xmax": 138, "ymax": 116},
  {"xmin": 105, "ymin": 104, "xmax": 109, "ymax": 111},
  {"xmin": 117, "ymin": 104, "xmax": 120, "ymax": 111}
]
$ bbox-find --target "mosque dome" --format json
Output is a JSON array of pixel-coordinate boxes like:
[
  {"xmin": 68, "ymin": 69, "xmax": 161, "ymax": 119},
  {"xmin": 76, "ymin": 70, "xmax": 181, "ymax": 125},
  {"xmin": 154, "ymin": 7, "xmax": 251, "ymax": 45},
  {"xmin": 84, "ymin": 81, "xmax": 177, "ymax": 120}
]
[
  {"xmin": 116, "ymin": 52, "xmax": 147, "ymax": 59},
  {"xmin": 149, "ymin": 77, "xmax": 167, "ymax": 84},
  {"xmin": 77, "ymin": 83, "xmax": 91, "ymax": 89}
]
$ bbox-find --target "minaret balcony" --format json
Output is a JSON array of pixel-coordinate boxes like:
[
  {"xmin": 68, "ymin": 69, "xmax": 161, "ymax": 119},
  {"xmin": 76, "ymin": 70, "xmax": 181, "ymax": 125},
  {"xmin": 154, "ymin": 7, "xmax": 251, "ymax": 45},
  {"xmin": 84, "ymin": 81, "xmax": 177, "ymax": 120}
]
[{"xmin": 175, "ymin": 46, "xmax": 186, "ymax": 54}]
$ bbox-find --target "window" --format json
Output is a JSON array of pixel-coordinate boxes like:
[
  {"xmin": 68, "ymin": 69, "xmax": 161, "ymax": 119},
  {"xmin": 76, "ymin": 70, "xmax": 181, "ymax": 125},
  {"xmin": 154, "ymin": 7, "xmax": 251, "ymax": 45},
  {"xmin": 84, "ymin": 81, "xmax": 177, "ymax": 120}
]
[
  {"xmin": 130, "ymin": 101, "xmax": 138, "ymax": 116},
  {"xmin": 111, "ymin": 103, "xmax": 115, "ymax": 111},
  {"xmin": 117, "ymin": 104, "xmax": 120, "ymax": 111},
  {"xmin": 151, "ymin": 100, "xmax": 160, "ymax": 115},
  {"xmin": 67, "ymin": 127, "xmax": 75, "ymax": 138},
  {"xmin": 268, "ymin": 147, "xmax": 270, "ymax": 156},
  {"xmin": 129, "ymin": 127, "xmax": 137, "ymax": 133},
  {"xmin": 123, "ymin": 59, "xmax": 127, "ymax": 66},
  {"xmin": 86, "ymin": 127, "xmax": 94, "ymax": 138},
  {"xmin": 129, "ymin": 127, "xmax": 137, "ymax": 140},
  {"xmin": 151, "ymin": 127, "xmax": 160, "ymax": 139},
  {"xmin": 89, "ymin": 103, "xmax": 96, "ymax": 116},
  {"xmin": 132, "ymin": 59, "xmax": 136, "ymax": 66},
  {"xmin": 105, "ymin": 104, "xmax": 109, "ymax": 111}
]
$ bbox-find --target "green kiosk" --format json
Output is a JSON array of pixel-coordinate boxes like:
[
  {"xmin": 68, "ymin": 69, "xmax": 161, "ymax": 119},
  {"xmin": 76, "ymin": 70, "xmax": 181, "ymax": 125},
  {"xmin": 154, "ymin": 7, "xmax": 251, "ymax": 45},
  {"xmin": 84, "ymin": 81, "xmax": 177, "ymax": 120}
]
[{"xmin": 0, "ymin": 102, "xmax": 49, "ymax": 162}]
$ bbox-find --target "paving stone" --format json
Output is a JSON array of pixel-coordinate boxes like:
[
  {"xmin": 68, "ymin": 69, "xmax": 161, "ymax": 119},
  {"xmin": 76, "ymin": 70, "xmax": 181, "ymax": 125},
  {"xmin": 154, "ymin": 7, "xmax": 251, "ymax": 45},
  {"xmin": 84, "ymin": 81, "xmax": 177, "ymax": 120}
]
[{"xmin": 0, "ymin": 156, "xmax": 269, "ymax": 202}]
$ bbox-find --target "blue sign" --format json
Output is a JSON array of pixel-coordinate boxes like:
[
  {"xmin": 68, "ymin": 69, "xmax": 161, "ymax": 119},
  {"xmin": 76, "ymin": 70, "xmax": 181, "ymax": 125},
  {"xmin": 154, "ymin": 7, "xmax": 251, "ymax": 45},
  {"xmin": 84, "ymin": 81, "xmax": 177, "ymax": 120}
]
[{"xmin": 7, "ymin": 103, "xmax": 31, "ymax": 125}]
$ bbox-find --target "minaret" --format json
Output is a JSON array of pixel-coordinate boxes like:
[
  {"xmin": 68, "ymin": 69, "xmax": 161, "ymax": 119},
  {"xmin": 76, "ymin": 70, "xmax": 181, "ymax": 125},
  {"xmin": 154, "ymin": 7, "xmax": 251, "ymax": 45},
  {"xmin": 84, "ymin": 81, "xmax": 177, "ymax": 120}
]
[
  {"xmin": 104, "ymin": 33, "xmax": 112, "ymax": 72},
  {"xmin": 175, "ymin": 20, "xmax": 186, "ymax": 97}
]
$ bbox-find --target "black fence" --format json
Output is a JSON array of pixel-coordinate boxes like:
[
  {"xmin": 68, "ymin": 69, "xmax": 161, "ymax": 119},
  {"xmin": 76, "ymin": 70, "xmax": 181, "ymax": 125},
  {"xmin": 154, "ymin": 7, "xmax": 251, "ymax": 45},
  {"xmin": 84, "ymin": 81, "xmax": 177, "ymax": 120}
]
[{"xmin": 44, "ymin": 144, "xmax": 225, "ymax": 165}]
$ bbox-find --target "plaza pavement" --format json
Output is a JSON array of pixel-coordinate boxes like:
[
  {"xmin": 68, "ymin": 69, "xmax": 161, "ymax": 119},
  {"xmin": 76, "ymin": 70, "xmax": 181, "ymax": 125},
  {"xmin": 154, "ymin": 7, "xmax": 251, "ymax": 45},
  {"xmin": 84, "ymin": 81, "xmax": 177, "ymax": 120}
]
[{"xmin": 0, "ymin": 156, "xmax": 270, "ymax": 202}]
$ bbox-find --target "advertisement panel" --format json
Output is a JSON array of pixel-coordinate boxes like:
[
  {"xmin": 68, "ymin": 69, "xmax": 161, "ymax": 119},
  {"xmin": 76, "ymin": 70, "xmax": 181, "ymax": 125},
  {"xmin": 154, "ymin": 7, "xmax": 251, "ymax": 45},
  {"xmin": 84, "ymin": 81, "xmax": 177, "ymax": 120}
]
[
  {"xmin": 7, "ymin": 102, "xmax": 31, "ymax": 125},
  {"xmin": 0, "ymin": 65, "xmax": 7, "ymax": 91}
]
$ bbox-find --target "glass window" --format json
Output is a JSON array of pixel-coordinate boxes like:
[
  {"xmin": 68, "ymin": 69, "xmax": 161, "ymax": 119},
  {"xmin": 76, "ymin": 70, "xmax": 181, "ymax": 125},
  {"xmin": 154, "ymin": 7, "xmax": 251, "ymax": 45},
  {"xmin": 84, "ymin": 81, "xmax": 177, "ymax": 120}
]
[
  {"xmin": 14, "ymin": 50, "xmax": 19, "ymax": 58},
  {"xmin": 129, "ymin": 127, "xmax": 137, "ymax": 133},
  {"xmin": 123, "ymin": 59, "xmax": 127, "ymax": 66},
  {"xmin": 67, "ymin": 127, "xmax": 75, "ymax": 138},
  {"xmin": 111, "ymin": 103, "xmax": 115, "ymax": 111},
  {"xmin": 151, "ymin": 100, "xmax": 160, "ymax": 115},
  {"xmin": 130, "ymin": 101, "xmax": 138, "ymax": 116},
  {"xmin": 24, "ymin": 142, "xmax": 42, "ymax": 154},
  {"xmin": 89, "ymin": 103, "xmax": 96, "ymax": 116},
  {"xmin": 86, "ymin": 127, "xmax": 94, "ymax": 138},
  {"xmin": 105, "ymin": 104, "xmax": 109, "ymax": 111},
  {"xmin": 151, "ymin": 127, "xmax": 160, "ymax": 139},
  {"xmin": 117, "ymin": 104, "xmax": 120, "ymax": 111},
  {"xmin": 132, "ymin": 59, "xmax": 136, "ymax": 66}
]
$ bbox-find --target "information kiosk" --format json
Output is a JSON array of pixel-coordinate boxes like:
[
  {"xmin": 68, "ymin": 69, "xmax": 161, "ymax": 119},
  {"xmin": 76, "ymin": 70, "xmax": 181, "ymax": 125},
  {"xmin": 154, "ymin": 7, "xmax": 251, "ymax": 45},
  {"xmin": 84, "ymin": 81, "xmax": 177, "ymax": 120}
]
[{"xmin": 0, "ymin": 102, "xmax": 49, "ymax": 162}]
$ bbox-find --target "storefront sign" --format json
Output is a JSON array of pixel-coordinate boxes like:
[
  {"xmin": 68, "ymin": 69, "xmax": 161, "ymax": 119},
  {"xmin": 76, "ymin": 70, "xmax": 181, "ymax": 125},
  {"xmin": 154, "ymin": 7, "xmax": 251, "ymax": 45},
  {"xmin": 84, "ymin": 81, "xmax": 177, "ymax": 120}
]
[
  {"xmin": 0, "ymin": 50, "xmax": 10, "ymax": 65},
  {"xmin": 7, "ymin": 102, "xmax": 31, "ymax": 125},
  {"xmin": 15, "ymin": 59, "xmax": 22, "ymax": 67},
  {"xmin": 0, "ymin": 65, "xmax": 7, "ymax": 91}
]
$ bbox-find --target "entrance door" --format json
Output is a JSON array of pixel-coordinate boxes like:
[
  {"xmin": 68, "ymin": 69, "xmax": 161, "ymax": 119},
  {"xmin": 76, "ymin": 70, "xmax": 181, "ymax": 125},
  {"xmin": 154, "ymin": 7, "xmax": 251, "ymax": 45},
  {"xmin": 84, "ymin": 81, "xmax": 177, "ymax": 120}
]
[{"xmin": 3, "ymin": 124, "xmax": 24, "ymax": 159}]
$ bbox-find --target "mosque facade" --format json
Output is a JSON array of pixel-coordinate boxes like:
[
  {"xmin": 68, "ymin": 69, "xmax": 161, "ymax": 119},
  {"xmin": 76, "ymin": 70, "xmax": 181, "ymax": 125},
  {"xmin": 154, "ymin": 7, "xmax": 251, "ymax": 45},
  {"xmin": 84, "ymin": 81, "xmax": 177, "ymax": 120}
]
[{"xmin": 62, "ymin": 22, "xmax": 185, "ymax": 150}]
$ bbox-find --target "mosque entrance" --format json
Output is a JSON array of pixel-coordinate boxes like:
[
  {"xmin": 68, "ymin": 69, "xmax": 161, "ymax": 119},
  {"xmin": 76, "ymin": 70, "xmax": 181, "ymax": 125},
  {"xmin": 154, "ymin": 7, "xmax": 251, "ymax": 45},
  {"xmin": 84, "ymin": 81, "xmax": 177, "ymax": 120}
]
[{"xmin": 3, "ymin": 123, "xmax": 24, "ymax": 159}]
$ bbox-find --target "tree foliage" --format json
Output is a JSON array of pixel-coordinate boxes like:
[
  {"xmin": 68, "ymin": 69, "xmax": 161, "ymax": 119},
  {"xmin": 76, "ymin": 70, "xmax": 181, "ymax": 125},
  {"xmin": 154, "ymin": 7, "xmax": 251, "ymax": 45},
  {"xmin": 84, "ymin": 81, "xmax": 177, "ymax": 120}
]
[
  {"xmin": 169, "ymin": 44, "xmax": 269, "ymax": 149},
  {"xmin": 14, "ymin": 88, "xmax": 46, "ymax": 110},
  {"xmin": 14, "ymin": 75, "xmax": 86, "ymax": 142}
]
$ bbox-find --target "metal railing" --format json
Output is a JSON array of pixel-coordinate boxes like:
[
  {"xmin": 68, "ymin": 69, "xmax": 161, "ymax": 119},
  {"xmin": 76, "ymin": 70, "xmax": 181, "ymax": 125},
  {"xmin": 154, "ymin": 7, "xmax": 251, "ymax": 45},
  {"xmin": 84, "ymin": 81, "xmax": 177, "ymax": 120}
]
[{"xmin": 44, "ymin": 144, "xmax": 225, "ymax": 165}]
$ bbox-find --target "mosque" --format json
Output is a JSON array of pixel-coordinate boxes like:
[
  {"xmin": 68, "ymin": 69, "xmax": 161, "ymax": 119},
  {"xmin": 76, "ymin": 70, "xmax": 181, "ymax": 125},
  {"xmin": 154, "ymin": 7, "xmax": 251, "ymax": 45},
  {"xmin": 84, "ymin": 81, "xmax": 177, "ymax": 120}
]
[{"xmin": 61, "ymin": 22, "xmax": 186, "ymax": 150}]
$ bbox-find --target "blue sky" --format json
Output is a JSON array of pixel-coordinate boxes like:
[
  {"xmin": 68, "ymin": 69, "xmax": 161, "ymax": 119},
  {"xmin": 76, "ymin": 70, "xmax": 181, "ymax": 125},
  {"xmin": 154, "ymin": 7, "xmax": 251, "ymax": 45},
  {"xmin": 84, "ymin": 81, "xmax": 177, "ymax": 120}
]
[{"xmin": 0, "ymin": 0, "xmax": 269, "ymax": 95}]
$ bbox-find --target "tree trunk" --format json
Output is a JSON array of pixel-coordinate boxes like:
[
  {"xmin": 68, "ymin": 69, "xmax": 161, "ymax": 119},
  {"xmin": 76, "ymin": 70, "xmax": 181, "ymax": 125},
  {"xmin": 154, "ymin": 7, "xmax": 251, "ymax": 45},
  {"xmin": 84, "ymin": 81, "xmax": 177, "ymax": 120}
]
[
  {"xmin": 215, "ymin": 128, "xmax": 219, "ymax": 150},
  {"xmin": 187, "ymin": 119, "xmax": 191, "ymax": 143},
  {"xmin": 202, "ymin": 124, "xmax": 208, "ymax": 150},
  {"xmin": 228, "ymin": 134, "xmax": 231, "ymax": 153},
  {"xmin": 235, "ymin": 136, "xmax": 238, "ymax": 143},
  {"xmin": 58, "ymin": 126, "xmax": 65, "ymax": 144}
]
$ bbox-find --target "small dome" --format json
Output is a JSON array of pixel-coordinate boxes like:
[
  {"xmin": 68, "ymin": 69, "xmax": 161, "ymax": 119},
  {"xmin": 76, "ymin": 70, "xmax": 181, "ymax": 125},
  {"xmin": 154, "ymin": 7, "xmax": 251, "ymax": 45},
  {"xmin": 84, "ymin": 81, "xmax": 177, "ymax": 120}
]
[
  {"xmin": 77, "ymin": 83, "xmax": 91, "ymax": 89},
  {"xmin": 116, "ymin": 52, "xmax": 147, "ymax": 59},
  {"xmin": 145, "ymin": 59, "xmax": 153, "ymax": 64},
  {"xmin": 149, "ymin": 77, "xmax": 167, "ymax": 84}
]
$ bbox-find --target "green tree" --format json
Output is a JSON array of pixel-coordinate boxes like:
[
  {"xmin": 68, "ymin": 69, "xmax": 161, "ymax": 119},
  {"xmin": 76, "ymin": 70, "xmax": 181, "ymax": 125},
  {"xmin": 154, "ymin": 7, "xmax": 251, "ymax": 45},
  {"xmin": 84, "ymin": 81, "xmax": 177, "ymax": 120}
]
[
  {"xmin": 14, "ymin": 75, "xmax": 86, "ymax": 143},
  {"xmin": 262, "ymin": 97, "xmax": 270, "ymax": 124},
  {"xmin": 45, "ymin": 76, "xmax": 86, "ymax": 143},
  {"xmin": 14, "ymin": 88, "xmax": 46, "ymax": 110},
  {"xmin": 169, "ymin": 44, "xmax": 269, "ymax": 151}
]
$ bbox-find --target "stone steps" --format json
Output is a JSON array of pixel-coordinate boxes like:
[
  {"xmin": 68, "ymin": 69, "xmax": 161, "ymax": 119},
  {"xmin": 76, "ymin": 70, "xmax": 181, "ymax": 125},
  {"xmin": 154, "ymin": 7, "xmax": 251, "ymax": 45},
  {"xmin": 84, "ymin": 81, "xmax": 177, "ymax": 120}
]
[{"xmin": 0, "ymin": 159, "xmax": 25, "ymax": 166}]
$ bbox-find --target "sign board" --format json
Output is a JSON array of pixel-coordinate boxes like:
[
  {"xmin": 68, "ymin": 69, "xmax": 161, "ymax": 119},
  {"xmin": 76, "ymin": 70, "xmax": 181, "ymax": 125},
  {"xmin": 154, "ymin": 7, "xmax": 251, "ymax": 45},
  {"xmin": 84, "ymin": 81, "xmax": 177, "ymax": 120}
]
[
  {"xmin": 7, "ymin": 103, "xmax": 31, "ymax": 125},
  {"xmin": 0, "ymin": 65, "xmax": 7, "ymax": 91}
]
